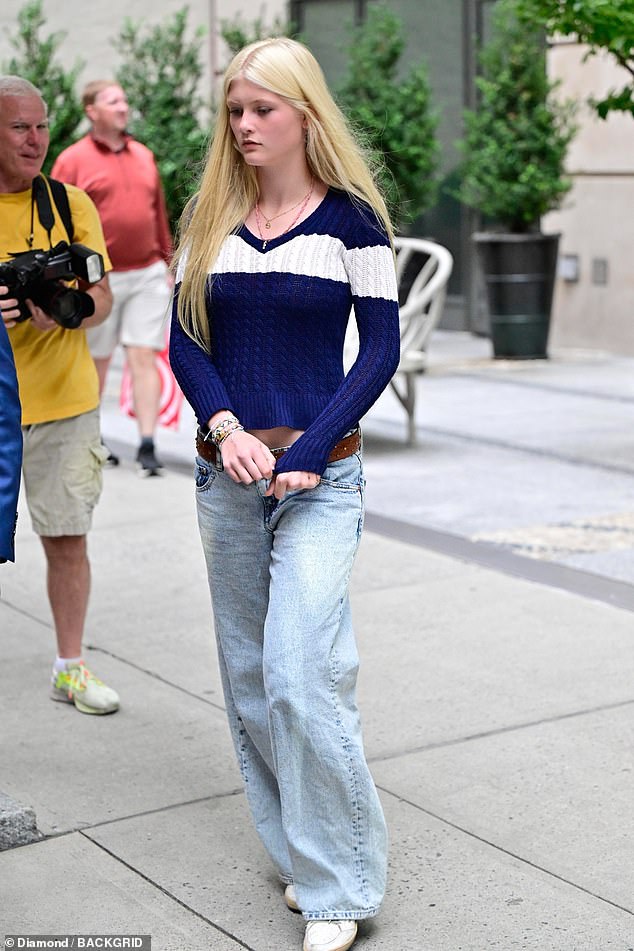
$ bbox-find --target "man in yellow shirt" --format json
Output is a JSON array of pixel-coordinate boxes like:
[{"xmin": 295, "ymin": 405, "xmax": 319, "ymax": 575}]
[{"xmin": 0, "ymin": 75, "xmax": 119, "ymax": 714}]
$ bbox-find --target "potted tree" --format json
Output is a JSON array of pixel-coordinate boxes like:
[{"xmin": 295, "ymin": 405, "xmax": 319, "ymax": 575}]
[
  {"xmin": 457, "ymin": 0, "xmax": 576, "ymax": 358},
  {"xmin": 337, "ymin": 5, "xmax": 439, "ymax": 231}
]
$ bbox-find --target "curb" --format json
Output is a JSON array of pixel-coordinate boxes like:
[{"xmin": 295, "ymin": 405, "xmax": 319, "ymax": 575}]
[{"xmin": 0, "ymin": 790, "xmax": 43, "ymax": 851}]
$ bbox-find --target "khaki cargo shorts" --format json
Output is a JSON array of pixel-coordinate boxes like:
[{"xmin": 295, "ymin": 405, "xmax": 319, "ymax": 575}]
[{"xmin": 22, "ymin": 408, "xmax": 108, "ymax": 536}]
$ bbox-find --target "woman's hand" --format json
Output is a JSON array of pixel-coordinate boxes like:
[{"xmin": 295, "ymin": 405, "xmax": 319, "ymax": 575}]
[
  {"xmin": 220, "ymin": 429, "xmax": 276, "ymax": 483},
  {"xmin": 265, "ymin": 470, "xmax": 321, "ymax": 500},
  {"xmin": 209, "ymin": 411, "xmax": 321, "ymax": 498}
]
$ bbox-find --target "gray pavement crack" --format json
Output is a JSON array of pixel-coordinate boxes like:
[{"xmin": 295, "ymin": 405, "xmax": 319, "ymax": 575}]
[
  {"xmin": 0, "ymin": 597, "xmax": 52, "ymax": 628},
  {"xmin": 85, "ymin": 645, "xmax": 227, "ymax": 713},
  {"xmin": 376, "ymin": 785, "xmax": 634, "ymax": 919},
  {"xmin": 80, "ymin": 832, "xmax": 257, "ymax": 950},
  {"xmin": 368, "ymin": 696, "xmax": 634, "ymax": 765},
  {"xmin": 79, "ymin": 786, "xmax": 244, "ymax": 832}
]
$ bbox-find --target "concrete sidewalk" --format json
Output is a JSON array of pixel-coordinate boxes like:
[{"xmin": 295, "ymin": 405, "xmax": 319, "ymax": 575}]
[
  {"xmin": 1, "ymin": 333, "xmax": 633, "ymax": 950},
  {"xmin": 102, "ymin": 330, "xmax": 634, "ymax": 588}
]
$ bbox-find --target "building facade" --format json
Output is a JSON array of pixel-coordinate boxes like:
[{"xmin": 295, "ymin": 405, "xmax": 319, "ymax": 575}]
[
  {"xmin": 545, "ymin": 43, "xmax": 634, "ymax": 355},
  {"xmin": 2, "ymin": 0, "xmax": 632, "ymax": 353}
]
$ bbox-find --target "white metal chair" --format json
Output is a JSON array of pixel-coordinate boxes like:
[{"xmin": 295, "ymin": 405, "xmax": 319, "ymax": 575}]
[{"xmin": 345, "ymin": 236, "xmax": 454, "ymax": 444}]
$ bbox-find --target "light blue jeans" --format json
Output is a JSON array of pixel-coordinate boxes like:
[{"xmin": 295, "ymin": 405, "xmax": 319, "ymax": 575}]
[{"xmin": 195, "ymin": 448, "xmax": 388, "ymax": 921}]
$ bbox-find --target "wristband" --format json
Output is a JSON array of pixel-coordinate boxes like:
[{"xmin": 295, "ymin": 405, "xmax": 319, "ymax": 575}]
[
  {"xmin": 209, "ymin": 415, "xmax": 241, "ymax": 447},
  {"xmin": 213, "ymin": 420, "xmax": 245, "ymax": 447}
]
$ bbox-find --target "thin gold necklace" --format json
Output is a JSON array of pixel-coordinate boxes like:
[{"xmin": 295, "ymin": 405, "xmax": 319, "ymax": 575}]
[{"xmin": 254, "ymin": 178, "xmax": 314, "ymax": 250}]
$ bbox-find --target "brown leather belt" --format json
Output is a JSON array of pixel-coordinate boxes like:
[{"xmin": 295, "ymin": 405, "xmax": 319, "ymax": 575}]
[{"xmin": 196, "ymin": 428, "xmax": 361, "ymax": 469}]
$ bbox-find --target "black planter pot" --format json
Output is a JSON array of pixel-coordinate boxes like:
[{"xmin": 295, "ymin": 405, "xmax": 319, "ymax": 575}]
[{"xmin": 474, "ymin": 231, "xmax": 560, "ymax": 359}]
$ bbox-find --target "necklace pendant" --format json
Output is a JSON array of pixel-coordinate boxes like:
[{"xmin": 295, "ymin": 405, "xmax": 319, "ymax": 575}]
[{"xmin": 265, "ymin": 221, "xmax": 271, "ymax": 229}]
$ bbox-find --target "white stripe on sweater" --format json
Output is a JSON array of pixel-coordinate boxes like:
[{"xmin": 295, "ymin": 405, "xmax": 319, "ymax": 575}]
[
  {"xmin": 343, "ymin": 245, "xmax": 398, "ymax": 301},
  {"xmin": 177, "ymin": 233, "xmax": 397, "ymax": 302},
  {"xmin": 214, "ymin": 234, "xmax": 397, "ymax": 301}
]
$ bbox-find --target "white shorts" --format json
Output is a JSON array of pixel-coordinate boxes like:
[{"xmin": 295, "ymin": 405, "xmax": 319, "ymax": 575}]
[{"xmin": 87, "ymin": 260, "xmax": 171, "ymax": 358}]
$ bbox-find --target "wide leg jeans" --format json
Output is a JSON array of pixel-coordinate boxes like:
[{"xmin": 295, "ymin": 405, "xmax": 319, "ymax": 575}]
[{"xmin": 195, "ymin": 450, "xmax": 388, "ymax": 920}]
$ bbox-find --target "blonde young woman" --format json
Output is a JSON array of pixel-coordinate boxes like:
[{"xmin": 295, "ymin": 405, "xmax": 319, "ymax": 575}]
[{"xmin": 169, "ymin": 37, "xmax": 400, "ymax": 951}]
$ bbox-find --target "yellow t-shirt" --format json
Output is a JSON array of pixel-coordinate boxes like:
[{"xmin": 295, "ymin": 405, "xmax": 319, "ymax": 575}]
[{"xmin": 0, "ymin": 182, "xmax": 111, "ymax": 425}]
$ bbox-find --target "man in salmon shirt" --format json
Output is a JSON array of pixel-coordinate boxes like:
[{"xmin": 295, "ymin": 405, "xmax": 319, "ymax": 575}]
[{"xmin": 52, "ymin": 80, "xmax": 173, "ymax": 476}]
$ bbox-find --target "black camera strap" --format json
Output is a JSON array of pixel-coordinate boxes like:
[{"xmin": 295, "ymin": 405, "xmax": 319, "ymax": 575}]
[
  {"xmin": 31, "ymin": 175, "xmax": 74, "ymax": 248},
  {"xmin": 48, "ymin": 178, "xmax": 74, "ymax": 243}
]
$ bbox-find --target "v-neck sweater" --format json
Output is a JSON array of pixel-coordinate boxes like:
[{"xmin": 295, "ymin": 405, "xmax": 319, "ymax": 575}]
[{"xmin": 169, "ymin": 188, "xmax": 400, "ymax": 475}]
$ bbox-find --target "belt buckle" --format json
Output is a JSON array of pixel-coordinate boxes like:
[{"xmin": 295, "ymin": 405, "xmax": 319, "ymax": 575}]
[{"xmin": 269, "ymin": 444, "xmax": 291, "ymax": 461}]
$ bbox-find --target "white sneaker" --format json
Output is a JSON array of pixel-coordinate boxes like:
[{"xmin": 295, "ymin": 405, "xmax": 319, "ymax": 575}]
[
  {"xmin": 303, "ymin": 919, "xmax": 358, "ymax": 951},
  {"xmin": 285, "ymin": 883, "xmax": 300, "ymax": 911},
  {"xmin": 50, "ymin": 661, "xmax": 119, "ymax": 714}
]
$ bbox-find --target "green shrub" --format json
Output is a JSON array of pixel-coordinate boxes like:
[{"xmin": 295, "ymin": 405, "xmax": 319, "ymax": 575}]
[
  {"xmin": 113, "ymin": 7, "xmax": 209, "ymax": 230},
  {"xmin": 220, "ymin": 11, "xmax": 294, "ymax": 58},
  {"xmin": 456, "ymin": 0, "xmax": 576, "ymax": 232},
  {"xmin": 513, "ymin": 0, "xmax": 634, "ymax": 119},
  {"xmin": 337, "ymin": 6, "xmax": 439, "ymax": 229},
  {"xmin": 3, "ymin": 0, "xmax": 84, "ymax": 171}
]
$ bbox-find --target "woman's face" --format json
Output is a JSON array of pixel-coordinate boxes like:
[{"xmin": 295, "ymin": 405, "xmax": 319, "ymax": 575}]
[{"xmin": 227, "ymin": 76, "xmax": 306, "ymax": 169}]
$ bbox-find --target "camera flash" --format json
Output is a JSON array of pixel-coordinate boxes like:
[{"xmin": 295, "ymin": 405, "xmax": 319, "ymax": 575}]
[{"xmin": 85, "ymin": 253, "xmax": 103, "ymax": 284}]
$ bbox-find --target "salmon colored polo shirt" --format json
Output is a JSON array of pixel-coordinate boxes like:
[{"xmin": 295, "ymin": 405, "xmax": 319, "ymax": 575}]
[{"xmin": 51, "ymin": 134, "xmax": 173, "ymax": 272}]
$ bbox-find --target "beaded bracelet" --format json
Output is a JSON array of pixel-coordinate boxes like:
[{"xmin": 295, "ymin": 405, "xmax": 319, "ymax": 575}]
[
  {"xmin": 209, "ymin": 414, "xmax": 239, "ymax": 444},
  {"xmin": 211, "ymin": 416, "xmax": 245, "ymax": 448}
]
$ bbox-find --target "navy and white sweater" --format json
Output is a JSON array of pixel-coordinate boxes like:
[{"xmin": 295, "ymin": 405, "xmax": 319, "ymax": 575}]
[{"xmin": 169, "ymin": 188, "xmax": 401, "ymax": 475}]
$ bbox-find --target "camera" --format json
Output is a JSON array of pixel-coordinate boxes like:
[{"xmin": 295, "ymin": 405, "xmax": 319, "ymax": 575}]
[{"xmin": 0, "ymin": 241, "xmax": 105, "ymax": 329}]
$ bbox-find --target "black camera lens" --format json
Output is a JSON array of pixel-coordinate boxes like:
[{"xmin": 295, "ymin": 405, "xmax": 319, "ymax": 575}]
[{"xmin": 32, "ymin": 281, "xmax": 96, "ymax": 330}]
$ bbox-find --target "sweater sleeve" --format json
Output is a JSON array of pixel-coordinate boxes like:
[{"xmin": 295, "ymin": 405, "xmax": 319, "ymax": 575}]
[
  {"xmin": 274, "ymin": 237, "xmax": 400, "ymax": 476},
  {"xmin": 0, "ymin": 320, "xmax": 22, "ymax": 562},
  {"xmin": 168, "ymin": 287, "xmax": 234, "ymax": 427}
]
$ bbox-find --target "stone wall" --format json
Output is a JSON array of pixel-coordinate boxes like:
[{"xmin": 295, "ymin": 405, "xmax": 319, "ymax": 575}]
[{"xmin": 0, "ymin": 0, "xmax": 288, "ymax": 104}]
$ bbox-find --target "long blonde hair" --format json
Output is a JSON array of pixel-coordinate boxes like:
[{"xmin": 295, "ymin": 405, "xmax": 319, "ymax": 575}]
[{"xmin": 174, "ymin": 36, "xmax": 394, "ymax": 349}]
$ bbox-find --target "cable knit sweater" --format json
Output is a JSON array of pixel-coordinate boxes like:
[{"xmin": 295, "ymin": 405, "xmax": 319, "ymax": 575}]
[{"xmin": 169, "ymin": 188, "xmax": 401, "ymax": 475}]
